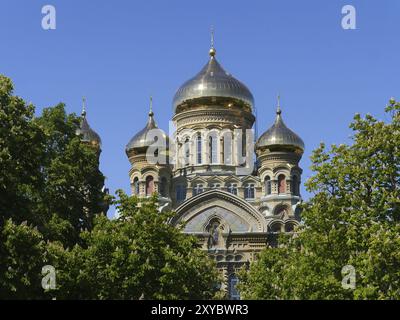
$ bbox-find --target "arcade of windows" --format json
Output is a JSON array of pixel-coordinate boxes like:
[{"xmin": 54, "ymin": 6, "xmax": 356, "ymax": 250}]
[
  {"xmin": 132, "ymin": 175, "xmax": 169, "ymax": 197},
  {"xmin": 264, "ymin": 174, "xmax": 300, "ymax": 196},
  {"xmin": 179, "ymin": 131, "xmax": 248, "ymax": 167},
  {"xmin": 176, "ymin": 174, "xmax": 299, "ymax": 202},
  {"xmin": 133, "ymin": 174, "xmax": 300, "ymax": 200}
]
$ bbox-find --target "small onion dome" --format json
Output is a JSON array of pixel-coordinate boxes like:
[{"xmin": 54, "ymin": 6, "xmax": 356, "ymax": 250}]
[
  {"xmin": 256, "ymin": 106, "xmax": 304, "ymax": 152},
  {"xmin": 76, "ymin": 103, "xmax": 101, "ymax": 147},
  {"xmin": 125, "ymin": 99, "xmax": 168, "ymax": 155},
  {"xmin": 172, "ymin": 45, "xmax": 254, "ymax": 113}
]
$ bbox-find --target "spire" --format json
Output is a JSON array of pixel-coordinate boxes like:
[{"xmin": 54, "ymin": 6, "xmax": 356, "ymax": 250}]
[
  {"xmin": 146, "ymin": 95, "xmax": 157, "ymax": 129},
  {"xmin": 209, "ymin": 25, "xmax": 216, "ymax": 58},
  {"xmin": 82, "ymin": 96, "xmax": 87, "ymax": 117},
  {"xmin": 276, "ymin": 93, "xmax": 281, "ymax": 115},
  {"xmin": 211, "ymin": 25, "xmax": 214, "ymax": 48},
  {"xmin": 149, "ymin": 96, "xmax": 154, "ymax": 117}
]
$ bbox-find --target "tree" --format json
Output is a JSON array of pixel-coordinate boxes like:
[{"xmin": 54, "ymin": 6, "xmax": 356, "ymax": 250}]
[
  {"xmin": 0, "ymin": 219, "xmax": 49, "ymax": 299},
  {"xmin": 0, "ymin": 75, "xmax": 44, "ymax": 225},
  {"xmin": 239, "ymin": 99, "xmax": 400, "ymax": 300},
  {"xmin": 35, "ymin": 104, "xmax": 108, "ymax": 246},
  {"xmin": 0, "ymin": 75, "xmax": 218, "ymax": 299},
  {"xmin": 0, "ymin": 75, "xmax": 108, "ymax": 298},
  {"xmin": 0, "ymin": 75, "xmax": 108, "ymax": 245},
  {"xmin": 50, "ymin": 191, "xmax": 221, "ymax": 300}
]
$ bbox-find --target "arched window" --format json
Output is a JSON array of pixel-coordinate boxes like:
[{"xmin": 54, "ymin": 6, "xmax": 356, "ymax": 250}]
[
  {"xmin": 159, "ymin": 177, "xmax": 168, "ymax": 197},
  {"xmin": 133, "ymin": 177, "xmax": 139, "ymax": 195},
  {"xmin": 278, "ymin": 174, "xmax": 286, "ymax": 194},
  {"xmin": 196, "ymin": 134, "xmax": 202, "ymax": 164},
  {"xmin": 193, "ymin": 184, "xmax": 204, "ymax": 196},
  {"xmin": 209, "ymin": 134, "xmax": 217, "ymax": 164},
  {"xmin": 145, "ymin": 176, "xmax": 154, "ymax": 196},
  {"xmin": 292, "ymin": 175, "xmax": 299, "ymax": 195},
  {"xmin": 271, "ymin": 223, "xmax": 283, "ymax": 233},
  {"xmin": 244, "ymin": 183, "xmax": 255, "ymax": 199},
  {"xmin": 265, "ymin": 176, "xmax": 271, "ymax": 195},
  {"xmin": 285, "ymin": 223, "xmax": 295, "ymax": 233},
  {"xmin": 184, "ymin": 137, "xmax": 190, "ymax": 166},
  {"xmin": 227, "ymin": 183, "xmax": 238, "ymax": 195},
  {"xmin": 228, "ymin": 274, "xmax": 240, "ymax": 300}
]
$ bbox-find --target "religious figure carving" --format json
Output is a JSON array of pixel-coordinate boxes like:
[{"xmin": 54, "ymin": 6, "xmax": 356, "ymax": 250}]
[{"xmin": 207, "ymin": 220, "xmax": 224, "ymax": 249}]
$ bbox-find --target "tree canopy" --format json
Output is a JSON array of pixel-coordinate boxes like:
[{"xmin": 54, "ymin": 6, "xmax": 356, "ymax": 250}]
[
  {"xmin": 238, "ymin": 99, "xmax": 400, "ymax": 300},
  {"xmin": 49, "ymin": 192, "xmax": 220, "ymax": 299},
  {"xmin": 0, "ymin": 75, "xmax": 219, "ymax": 299}
]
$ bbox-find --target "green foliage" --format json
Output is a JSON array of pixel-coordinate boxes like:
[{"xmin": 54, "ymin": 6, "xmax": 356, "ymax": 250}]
[
  {"xmin": 0, "ymin": 75, "xmax": 219, "ymax": 300},
  {"xmin": 239, "ymin": 99, "xmax": 400, "ymax": 300},
  {"xmin": 35, "ymin": 104, "xmax": 108, "ymax": 245},
  {"xmin": 0, "ymin": 75, "xmax": 44, "ymax": 223},
  {"xmin": 51, "ymin": 192, "xmax": 220, "ymax": 300},
  {"xmin": 0, "ymin": 75, "xmax": 108, "ymax": 298},
  {"xmin": 0, "ymin": 75, "xmax": 108, "ymax": 243},
  {"xmin": 0, "ymin": 219, "xmax": 48, "ymax": 299}
]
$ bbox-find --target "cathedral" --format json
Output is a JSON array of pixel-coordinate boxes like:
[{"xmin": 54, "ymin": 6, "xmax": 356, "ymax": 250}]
[{"xmin": 79, "ymin": 40, "xmax": 305, "ymax": 300}]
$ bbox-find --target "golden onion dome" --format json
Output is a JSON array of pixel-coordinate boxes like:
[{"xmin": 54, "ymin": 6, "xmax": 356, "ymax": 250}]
[
  {"xmin": 256, "ymin": 105, "xmax": 304, "ymax": 152},
  {"xmin": 172, "ymin": 46, "xmax": 254, "ymax": 113},
  {"xmin": 126, "ymin": 98, "xmax": 168, "ymax": 154}
]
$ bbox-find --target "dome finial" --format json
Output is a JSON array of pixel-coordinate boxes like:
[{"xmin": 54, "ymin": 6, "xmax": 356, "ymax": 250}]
[
  {"xmin": 149, "ymin": 96, "xmax": 154, "ymax": 117},
  {"xmin": 209, "ymin": 25, "xmax": 216, "ymax": 57},
  {"xmin": 82, "ymin": 96, "xmax": 87, "ymax": 117},
  {"xmin": 276, "ymin": 93, "xmax": 282, "ymax": 115}
]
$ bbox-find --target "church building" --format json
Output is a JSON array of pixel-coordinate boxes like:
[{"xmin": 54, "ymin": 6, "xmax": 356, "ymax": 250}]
[
  {"xmin": 79, "ymin": 38, "xmax": 305, "ymax": 300},
  {"xmin": 124, "ymin": 40, "xmax": 305, "ymax": 299}
]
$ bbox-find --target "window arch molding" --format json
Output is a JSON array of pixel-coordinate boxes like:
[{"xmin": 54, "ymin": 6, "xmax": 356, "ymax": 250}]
[
  {"xmin": 269, "ymin": 221, "xmax": 284, "ymax": 233},
  {"xmin": 285, "ymin": 221, "xmax": 297, "ymax": 232}
]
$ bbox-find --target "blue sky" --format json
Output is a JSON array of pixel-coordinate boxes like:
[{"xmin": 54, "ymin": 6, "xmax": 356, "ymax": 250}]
[{"xmin": 1, "ymin": 0, "xmax": 399, "ymax": 217}]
